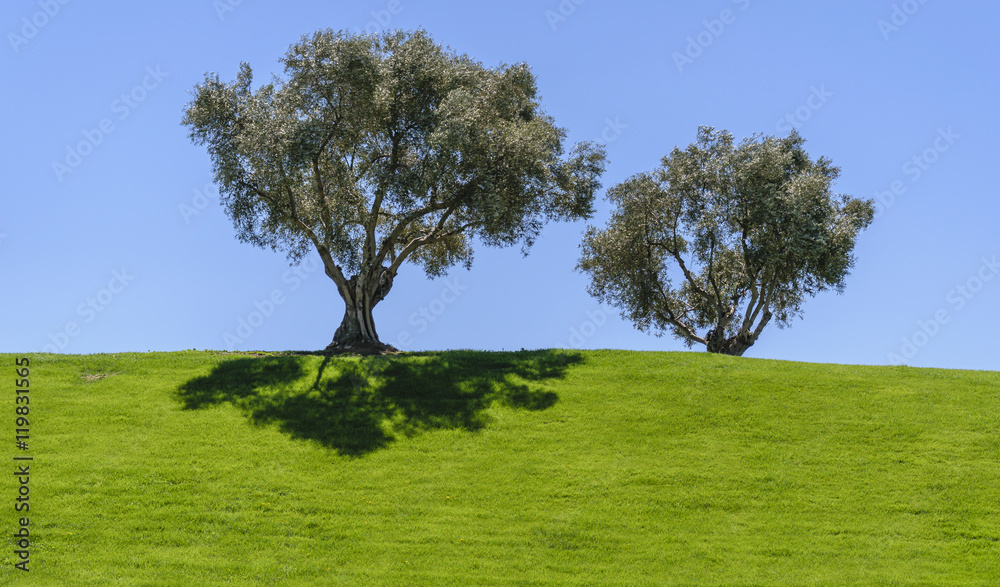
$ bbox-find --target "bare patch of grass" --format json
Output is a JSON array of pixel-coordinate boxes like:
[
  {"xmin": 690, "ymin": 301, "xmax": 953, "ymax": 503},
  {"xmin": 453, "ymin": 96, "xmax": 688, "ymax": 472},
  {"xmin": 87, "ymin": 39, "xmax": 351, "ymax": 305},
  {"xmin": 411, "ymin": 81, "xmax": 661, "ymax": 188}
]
[{"xmin": 80, "ymin": 372, "xmax": 119, "ymax": 382}]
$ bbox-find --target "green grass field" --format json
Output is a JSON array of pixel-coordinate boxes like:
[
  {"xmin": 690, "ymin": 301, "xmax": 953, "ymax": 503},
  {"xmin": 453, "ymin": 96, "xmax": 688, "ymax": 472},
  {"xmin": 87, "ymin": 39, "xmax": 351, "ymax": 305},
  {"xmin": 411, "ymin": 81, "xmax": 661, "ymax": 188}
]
[{"xmin": 3, "ymin": 350, "xmax": 999, "ymax": 585}]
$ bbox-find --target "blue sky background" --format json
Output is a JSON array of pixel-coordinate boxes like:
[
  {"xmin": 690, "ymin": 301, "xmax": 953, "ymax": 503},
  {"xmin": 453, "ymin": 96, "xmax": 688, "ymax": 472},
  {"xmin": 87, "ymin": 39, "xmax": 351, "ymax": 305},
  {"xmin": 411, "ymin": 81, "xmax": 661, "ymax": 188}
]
[{"xmin": 2, "ymin": 0, "xmax": 997, "ymax": 371}]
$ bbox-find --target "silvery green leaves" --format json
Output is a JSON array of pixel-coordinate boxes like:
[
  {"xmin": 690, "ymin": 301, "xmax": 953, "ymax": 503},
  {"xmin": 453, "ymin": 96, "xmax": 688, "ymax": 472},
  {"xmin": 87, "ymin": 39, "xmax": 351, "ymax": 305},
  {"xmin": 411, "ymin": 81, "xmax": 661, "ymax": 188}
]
[
  {"xmin": 182, "ymin": 29, "xmax": 605, "ymax": 351},
  {"xmin": 578, "ymin": 127, "xmax": 873, "ymax": 356}
]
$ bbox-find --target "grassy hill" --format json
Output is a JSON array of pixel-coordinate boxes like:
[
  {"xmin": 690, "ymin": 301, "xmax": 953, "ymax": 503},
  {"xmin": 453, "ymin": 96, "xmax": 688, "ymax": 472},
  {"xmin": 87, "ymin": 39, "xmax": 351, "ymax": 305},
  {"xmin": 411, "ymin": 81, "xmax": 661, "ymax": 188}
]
[{"xmin": 3, "ymin": 350, "xmax": 999, "ymax": 585}]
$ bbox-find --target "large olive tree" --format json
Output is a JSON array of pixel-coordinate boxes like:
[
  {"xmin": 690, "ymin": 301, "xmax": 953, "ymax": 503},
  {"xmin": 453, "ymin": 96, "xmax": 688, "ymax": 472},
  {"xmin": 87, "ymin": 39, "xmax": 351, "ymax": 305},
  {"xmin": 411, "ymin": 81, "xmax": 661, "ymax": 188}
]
[
  {"xmin": 183, "ymin": 29, "xmax": 605, "ymax": 352},
  {"xmin": 578, "ymin": 127, "xmax": 873, "ymax": 356}
]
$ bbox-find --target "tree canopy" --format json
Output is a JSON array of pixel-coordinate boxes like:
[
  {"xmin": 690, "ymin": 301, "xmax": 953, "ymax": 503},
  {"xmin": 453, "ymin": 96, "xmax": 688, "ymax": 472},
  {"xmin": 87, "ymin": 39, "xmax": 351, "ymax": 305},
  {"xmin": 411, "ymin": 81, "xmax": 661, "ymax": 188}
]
[
  {"xmin": 578, "ymin": 127, "xmax": 874, "ymax": 356},
  {"xmin": 182, "ymin": 29, "xmax": 605, "ymax": 352}
]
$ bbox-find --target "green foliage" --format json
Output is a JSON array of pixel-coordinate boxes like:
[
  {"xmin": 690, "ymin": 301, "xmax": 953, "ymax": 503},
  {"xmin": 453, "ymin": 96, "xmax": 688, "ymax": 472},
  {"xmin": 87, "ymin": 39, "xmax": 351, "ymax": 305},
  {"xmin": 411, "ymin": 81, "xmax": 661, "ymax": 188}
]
[
  {"xmin": 182, "ymin": 29, "xmax": 606, "ymax": 277},
  {"xmin": 4, "ymin": 351, "xmax": 999, "ymax": 584},
  {"xmin": 578, "ymin": 127, "xmax": 874, "ymax": 355}
]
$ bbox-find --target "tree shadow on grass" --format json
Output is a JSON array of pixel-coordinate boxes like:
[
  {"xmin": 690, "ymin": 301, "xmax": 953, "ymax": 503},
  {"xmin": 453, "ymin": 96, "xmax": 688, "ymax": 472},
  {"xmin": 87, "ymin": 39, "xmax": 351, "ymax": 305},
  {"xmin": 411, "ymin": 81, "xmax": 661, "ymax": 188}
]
[{"xmin": 176, "ymin": 350, "xmax": 582, "ymax": 457}]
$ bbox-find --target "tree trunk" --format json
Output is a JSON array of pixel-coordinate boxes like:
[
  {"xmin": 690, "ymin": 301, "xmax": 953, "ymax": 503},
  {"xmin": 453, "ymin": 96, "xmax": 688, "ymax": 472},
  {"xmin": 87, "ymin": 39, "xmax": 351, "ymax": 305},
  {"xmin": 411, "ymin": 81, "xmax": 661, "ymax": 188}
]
[
  {"xmin": 328, "ymin": 302, "xmax": 382, "ymax": 350},
  {"xmin": 325, "ymin": 268, "xmax": 397, "ymax": 354},
  {"xmin": 706, "ymin": 331, "xmax": 754, "ymax": 356},
  {"xmin": 707, "ymin": 336, "xmax": 755, "ymax": 357},
  {"xmin": 704, "ymin": 311, "xmax": 772, "ymax": 356}
]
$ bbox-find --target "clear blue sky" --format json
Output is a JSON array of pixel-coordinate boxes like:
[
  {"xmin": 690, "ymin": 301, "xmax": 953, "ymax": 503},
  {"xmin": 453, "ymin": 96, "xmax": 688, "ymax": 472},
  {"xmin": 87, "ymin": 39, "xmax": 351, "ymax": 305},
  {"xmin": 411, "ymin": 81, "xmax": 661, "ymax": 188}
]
[{"xmin": 2, "ymin": 0, "xmax": 997, "ymax": 371}]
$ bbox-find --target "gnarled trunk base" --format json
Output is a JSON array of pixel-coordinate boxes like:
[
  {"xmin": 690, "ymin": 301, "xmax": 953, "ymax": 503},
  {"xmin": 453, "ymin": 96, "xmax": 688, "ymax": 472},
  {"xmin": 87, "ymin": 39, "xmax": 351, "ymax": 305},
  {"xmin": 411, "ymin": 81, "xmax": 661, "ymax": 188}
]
[
  {"xmin": 707, "ymin": 338, "xmax": 754, "ymax": 356},
  {"xmin": 705, "ymin": 330, "xmax": 756, "ymax": 357},
  {"xmin": 704, "ymin": 311, "xmax": 772, "ymax": 357},
  {"xmin": 324, "ymin": 339, "xmax": 398, "ymax": 355},
  {"xmin": 325, "ymin": 306, "xmax": 398, "ymax": 355}
]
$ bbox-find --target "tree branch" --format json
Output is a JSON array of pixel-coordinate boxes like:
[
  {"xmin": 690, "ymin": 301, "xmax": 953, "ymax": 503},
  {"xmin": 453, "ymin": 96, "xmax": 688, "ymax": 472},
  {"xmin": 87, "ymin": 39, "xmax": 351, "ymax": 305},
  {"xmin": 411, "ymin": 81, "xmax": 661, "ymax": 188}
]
[
  {"xmin": 740, "ymin": 279, "xmax": 762, "ymax": 336},
  {"xmin": 371, "ymin": 200, "xmax": 449, "ymax": 269},
  {"xmin": 704, "ymin": 235, "xmax": 729, "ymax": 325},
  {"xmin": 655, "ymin": 219, "xmax": 716, "ymax": 306},
  {"xmin": 386, "ymin": 216, "xmax": 478, "ymax": 277},
  {"xmin": 742, "ymin": 267, "xmax": 778, "ymax": 336},
  {"xmin": 311, "ymin": 157, "xmax": 334, "ymax": 239},
  {"xmin": 665, "ymin": 247, "xmax": 714, "ymax": 305},
  {"xmin": 654, "ymin": 304, "xmax": 707, "ymax": 347},
  {"xmin": 651, "ymin": 271, "xmax": 706, "ymax": 345},
  {"xmin": 365, "ymin": 150, "xmax": 396, "ymax": 266}
]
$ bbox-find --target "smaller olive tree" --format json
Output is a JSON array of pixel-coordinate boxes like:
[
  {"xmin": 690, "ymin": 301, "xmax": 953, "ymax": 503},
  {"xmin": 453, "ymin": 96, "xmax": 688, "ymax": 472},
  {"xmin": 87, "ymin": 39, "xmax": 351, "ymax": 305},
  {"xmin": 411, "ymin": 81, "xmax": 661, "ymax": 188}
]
[{"xmin": 578, "ymin": 127, "xmax": 874, "ymax": 356}]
